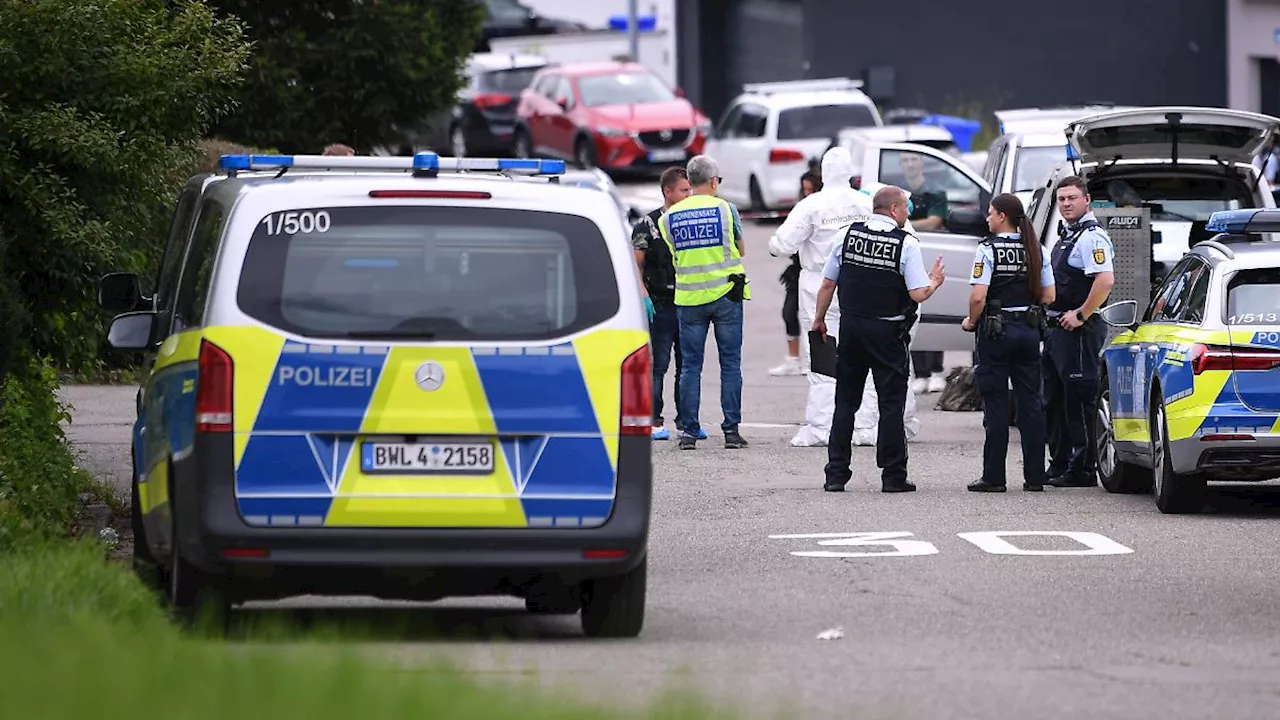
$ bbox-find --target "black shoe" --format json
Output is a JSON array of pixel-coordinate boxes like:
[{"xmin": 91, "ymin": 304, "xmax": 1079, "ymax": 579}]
[
  {"xmin": 1047, "ymin": 472, "xmax": 1097, "ymax": 488},
  {"xmin": 724, "ymin": 432, "xmax": 749, "ymax": 449},
  {"xmin": 882, "ymin": 482, "xmax": 916, "ymax": 493},
  {"xmin": 967, "ymin": 479, "xmax": 1006, "ymax": 492},
  {"xmin": 1023, "ymin": 482, "xmax": 1045, "ymax": 492},
  {"xmin": 1046, "ymin": 467, "xmax": 1069, "ymax": 482},
  {"xmin": 678, "ymin": 436, "xmax": 697, "ymax": 450},
  {"xmin": 823, "ymin": 481, "xmax": 846, "ymax": 492}
]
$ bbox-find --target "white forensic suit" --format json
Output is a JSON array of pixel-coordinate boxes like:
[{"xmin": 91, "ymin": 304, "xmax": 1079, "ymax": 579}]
[{"xmin": 768, "ymin": 149, "xmax": 920, "ymax": 447}]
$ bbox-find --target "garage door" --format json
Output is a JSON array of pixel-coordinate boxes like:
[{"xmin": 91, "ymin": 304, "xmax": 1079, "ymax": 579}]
[{"xmin": 724, "ymin": 0, "xmax": 805, "ymax": 94}]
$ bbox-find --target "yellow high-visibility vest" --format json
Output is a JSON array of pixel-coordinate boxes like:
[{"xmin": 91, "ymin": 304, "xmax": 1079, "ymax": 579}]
[{"xmin": 657, "ymin": 194, "xmax": 750, "ymax": 306}]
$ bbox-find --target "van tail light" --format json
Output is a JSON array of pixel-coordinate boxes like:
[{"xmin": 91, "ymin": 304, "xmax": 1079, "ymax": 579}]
[
  {"xmin": 472, "ymin": 92, "xmax": 513, "ymax": 109},
  {"xmin": 769, "ymin": 148, "xmax": 805, "ymax": 164},
  {"xmin": 1190, "ymin": 343, "xmax": 1280, "ymax": 375},
  {"xmin": 620, "ymin": 344, "xmax": 652, "ymax": 435},
  {"xmin": 196, "ymin": 340, "xmax": 234, "ymax": 433}
]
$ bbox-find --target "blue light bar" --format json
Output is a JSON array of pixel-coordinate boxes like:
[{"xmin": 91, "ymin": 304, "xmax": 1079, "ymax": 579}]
[
  {"xmin": 217, "ymin": 152, "xmax": 565, "ymax": 176},
  {"xmin": 1205, "ymin": 209, "xmax": 1262, "ymax": 233},
  {"xmin": 1065, "ymin": 143, "xmax": 1079, "ymax": 161}
]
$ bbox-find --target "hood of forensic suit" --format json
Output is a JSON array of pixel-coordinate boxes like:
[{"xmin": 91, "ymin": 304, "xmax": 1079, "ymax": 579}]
[{"xmin": 820, "ymin": 146, "xmax": 856, "ymax": 189}]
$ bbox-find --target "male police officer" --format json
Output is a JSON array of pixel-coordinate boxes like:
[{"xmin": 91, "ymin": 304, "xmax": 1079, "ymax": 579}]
[
  {"xmin": 1044, "ymin": 175, "xmax": 1115, "ymax": 488},
  {"xmin": 633, "ymin": 166, "xmax": 700, "ymax": 441},
  {"xmin": 659, "ymin": 155, "xmax": 750, "ymax": 450},
  {"xmin": 813, "ymin": 186, "xmax": 945, "ymax": 493}
]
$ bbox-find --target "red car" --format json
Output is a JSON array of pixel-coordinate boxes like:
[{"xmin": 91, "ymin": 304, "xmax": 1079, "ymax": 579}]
[{"xmin": 514, "ymin": 61, "xmax": 711, "ymax": 172}]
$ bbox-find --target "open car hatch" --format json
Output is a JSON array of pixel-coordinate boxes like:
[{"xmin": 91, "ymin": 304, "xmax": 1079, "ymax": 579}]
[{"xmin": 1065, "ymin": 107, "xmax": 1280, "ymax": 165}]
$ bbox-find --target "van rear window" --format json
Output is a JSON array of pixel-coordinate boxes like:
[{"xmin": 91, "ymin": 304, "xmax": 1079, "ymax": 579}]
[
  {"xmin": 1225, "ymin": 268, "xmax": 1280, "ymax": 325},
  {"xmin": 236, "ymin": 206, "xmax": 619, "ymax": 341}
]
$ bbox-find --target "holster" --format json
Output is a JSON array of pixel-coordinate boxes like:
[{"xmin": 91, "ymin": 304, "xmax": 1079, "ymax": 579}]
[
  {"xmin": 897, "ymin": 310, "xmax": 918, "ymax": 346},
  {"xmin": 727, "ymin": 273, "xmax": 747, "ymax": 302},
  {"xmin": 980, "ymin": 300, "xmax": 1005, "ymax": 340}
]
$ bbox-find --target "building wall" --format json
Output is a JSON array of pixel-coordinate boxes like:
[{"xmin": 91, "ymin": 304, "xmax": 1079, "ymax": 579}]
[
  {"xmin": 802, "ymin": 0, "xmax": 1228, "ymax": 116},
  {"xmin": 1226, "ymin": 0, "xmax": 1280, "ymax": 112}
]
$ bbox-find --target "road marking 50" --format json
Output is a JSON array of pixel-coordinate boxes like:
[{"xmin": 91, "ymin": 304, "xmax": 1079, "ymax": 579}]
[{"xmin": 769, "ymin": 531, "xmax": 1133, "ymax": 557}]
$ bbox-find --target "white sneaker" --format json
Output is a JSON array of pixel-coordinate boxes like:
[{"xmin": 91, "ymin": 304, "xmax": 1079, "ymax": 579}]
[
  {"xmin": 927, "ymin": 373, "xmax": 947, "ymax": 393},
  {"xmin": 911, "ymin": 378, "xmax": 928, "ymax": 395},
  {"xmin": 769, "ymin": 356, "xmax": 804, "ymax": 376}
]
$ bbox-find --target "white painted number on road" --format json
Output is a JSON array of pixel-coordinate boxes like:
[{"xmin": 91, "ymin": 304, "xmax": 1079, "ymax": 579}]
[
  {"xmin": 262, "ymin": 210, "xmax": 331, "ymax": 236},
  {"xmin": 768, "ymin": 532, "xmax": 940, "ymax": 558},
  {"xmin": 956, "ymin": 531, "xmax": 1134, "ymax": 556}
]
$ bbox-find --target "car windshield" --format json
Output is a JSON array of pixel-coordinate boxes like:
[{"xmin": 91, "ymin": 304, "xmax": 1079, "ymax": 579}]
[
  {"xmin": 236, "ymin": 206, "xmax": 619, "ymax": 341},
  {"xmin": 577, "ymin": 72, "xmax": 675, "ymax": 107},
  {"xmin": 478, "ymin": 66, "xmax": 542, "ymax": 93},
  {"xmin": 777, "ymin": 104, "xmax": 878, "ymax": 140},
  {"xmin": 1012, "ymin": 145, "xmax": 1067, "ymax": 192}
]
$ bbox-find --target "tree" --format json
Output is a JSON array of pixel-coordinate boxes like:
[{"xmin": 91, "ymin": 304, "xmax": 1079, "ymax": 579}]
[
  {"xmin": 0, "ymin": 0, "xmax": 250, "ymax": 375},
  {"xmin": 207, "ymin": 0, "xmax": 487, "ymax": 154}
]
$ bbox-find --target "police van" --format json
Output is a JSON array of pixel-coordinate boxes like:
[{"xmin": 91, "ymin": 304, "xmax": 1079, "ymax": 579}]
[{"xmin": 98, "ymin": 152, "xmax": 654, "ymax": 637}]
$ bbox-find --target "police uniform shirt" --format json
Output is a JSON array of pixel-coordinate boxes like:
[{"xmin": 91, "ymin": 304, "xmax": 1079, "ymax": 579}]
[
  {"xmin": 970, "ymin": 232, "xmax": 1054, "ymax": 311},
  {"xmin": 1060, "ymin": 211, "xmax": 1115, "ymax": 276},
  {"xmin": 821, "ymin": 214, "xmax": 931, "ymax": 321}
]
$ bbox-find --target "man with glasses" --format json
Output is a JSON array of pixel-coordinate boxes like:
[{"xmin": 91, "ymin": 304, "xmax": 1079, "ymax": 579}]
[
  {"xmin": 1043, "ymin": 175, "xmax": 1115, "ymax": 488},
  {"xmin": 658, "ymin": 155, "xmax": 750, "ymax": 450}
]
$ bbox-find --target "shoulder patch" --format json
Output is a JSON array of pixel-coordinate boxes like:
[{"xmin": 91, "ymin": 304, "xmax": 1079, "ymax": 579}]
[
  {"xmin": 973, "ymin": 262, "xmax": 984, "ymax": 279},
  {"xmin": 1092, "ymin": 247, "xmax": 1106, "ymax": 265}
]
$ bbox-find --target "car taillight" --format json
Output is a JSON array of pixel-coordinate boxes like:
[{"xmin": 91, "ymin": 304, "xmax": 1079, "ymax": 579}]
[
  {"xmin": 1190, "ymin": 343, "xmax": 1280, "ymax": 375},
  {"xmin": 196, "ymin": 339, "xmax": 234, "ymax": 433},
  {"xmin": 619, "ymin": 344, "xmax": 652, "ymax": 435},
  {"xmin": 769, "ymin": 148, "xmax": 806, "ymax": 164},
  {"xmin": 472, "ymin": 92, "xmax": 513, "ymax": 109}
]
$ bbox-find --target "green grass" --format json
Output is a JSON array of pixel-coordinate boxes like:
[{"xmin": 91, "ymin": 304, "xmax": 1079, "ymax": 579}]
[{"xmin": 0, "ymin": 542, "xmax": 741, "ymax": 720}]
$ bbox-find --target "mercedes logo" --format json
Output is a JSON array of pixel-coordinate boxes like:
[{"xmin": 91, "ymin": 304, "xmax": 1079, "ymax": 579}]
[
  {"xmin": 659, "ymin": 129, "xmax": 672, "ymax": 141},
  {"xmin": 414, "ymin": 361, "xmax": 445, "ymax": 391}
]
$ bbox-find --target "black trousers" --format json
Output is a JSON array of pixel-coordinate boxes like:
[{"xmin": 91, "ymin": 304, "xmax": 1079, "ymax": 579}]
[
  {"xmin": 825, "ymin": 316, "xmax": 910, "ymax": 486},
  {"xmin": 780, "ymin": 256, "xmax": 801, "ymax": 337},
  {"xmin": 975, "ymin": 322, "xmax": 1046, "ymax": 485},
  {"xmin": 1043, "ymin": 318, "xmax": 1107, "ymax": 477}
]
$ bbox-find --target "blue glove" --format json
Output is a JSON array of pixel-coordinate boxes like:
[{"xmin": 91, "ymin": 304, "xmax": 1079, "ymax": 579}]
[{"xmin": 643, "ymin": 296, "xmax": 655, "ymax": 323}]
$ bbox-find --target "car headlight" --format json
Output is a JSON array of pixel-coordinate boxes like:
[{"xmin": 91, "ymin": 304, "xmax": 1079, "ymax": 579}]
[{"xmin": 596, "ymin": 126, "xmax": 628, "ymax": 137}]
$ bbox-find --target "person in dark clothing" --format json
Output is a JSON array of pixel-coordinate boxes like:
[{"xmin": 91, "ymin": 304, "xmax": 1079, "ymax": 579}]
[
  {"xmin": 632, "ymin": 166, "xmax": 703, "ymax": 440},
  {"xmin": 961, "ymin": 193, "xmax": 1055, "ymax": 492}
]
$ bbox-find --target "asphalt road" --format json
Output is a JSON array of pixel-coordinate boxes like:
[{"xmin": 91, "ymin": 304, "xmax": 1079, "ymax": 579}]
[{"xmin": 60, "ymin": 188, "xmax": 1280, "ymax": 720}]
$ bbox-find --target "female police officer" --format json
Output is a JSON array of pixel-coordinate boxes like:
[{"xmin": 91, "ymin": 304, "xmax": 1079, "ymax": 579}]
[{"xmin": 960, "ymin": 193, "xmax": 1055, "ymax": 492}]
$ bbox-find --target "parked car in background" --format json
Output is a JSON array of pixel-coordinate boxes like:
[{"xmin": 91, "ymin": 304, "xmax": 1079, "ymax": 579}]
[
  {"xmin": 982, "ymin": 105, "xmax": 1139, "ymax": 207},
  {"xmin": 828, "ymin": 124, "xmax": 960, "ymax": 166},
  {"xmin": 476, "ymin": 0, "xmax": 585, "ymax": 52},
  {"xmin": 1022, "ymin": 106, "xmax": 1280, "ymax": 278},
  {"xmin": 513, "ymin": 61, "xmax": 711, "ymax": 174},
  {"xmin": 372, "ymin": 52, "xmax": 549, "ymax": 158},
  {"xmin": 703, "ymin": 78, "xmax": 883, "ymax": 212}
]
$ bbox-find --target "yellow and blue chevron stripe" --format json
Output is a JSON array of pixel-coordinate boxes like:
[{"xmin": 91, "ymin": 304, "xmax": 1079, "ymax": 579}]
[{"xmin": 136, "ymin": 325, "xmax": 647, "ymax": 530}]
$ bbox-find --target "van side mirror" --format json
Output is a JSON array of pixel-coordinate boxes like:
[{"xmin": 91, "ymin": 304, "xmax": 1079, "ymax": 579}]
[
  {"xmin": 555, "ymin": 96, "xmax": 569, "ymax": 111},
  {"xmin": 1097, "ymin": 300, "xmax": 1138, "ymax": 328},
  {"xmin": 944, "ymin": 208, "xmax": 988, "ymax": 236},
  {"xmin": 99, "ymin": 272, "xmax": 143, "ymax": 313},
  {"xmin": 106, "ymin": 311, "xmax": 158, "ymax": 352}
]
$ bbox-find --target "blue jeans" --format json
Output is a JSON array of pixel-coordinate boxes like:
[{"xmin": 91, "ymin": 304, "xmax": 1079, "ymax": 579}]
[
  {"xmin": 677, "ymin": 294, "xmax": 743, "ymax": 437},
  {"xmin": 650, "ymin": 300, "xmax": 685, "ymax": 430}
]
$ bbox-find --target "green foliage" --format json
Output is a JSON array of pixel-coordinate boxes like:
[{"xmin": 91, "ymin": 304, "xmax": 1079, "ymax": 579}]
[
  {"xmin": 0, "ymin": 0, "xmax": 250, "ymax": 374},
  {"xmin": 0, "ymin": 360, "xmax": 94, "ymax": 550},
  {"xmin": 207, "ymin": 0, "xmax": 487, "ymax": 154}
]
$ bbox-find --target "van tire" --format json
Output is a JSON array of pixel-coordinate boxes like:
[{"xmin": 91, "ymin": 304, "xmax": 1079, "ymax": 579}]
[
  {"xmin": 167, "ymin": 470, "xmax": 230, "ymax": 632},
  {"xmin": 748, "ymin": 176, "xmax": 766, "ymax": 212},
  {"xmin": 580, "ymin": 557, "xmax": 646, "ymax": 638}
]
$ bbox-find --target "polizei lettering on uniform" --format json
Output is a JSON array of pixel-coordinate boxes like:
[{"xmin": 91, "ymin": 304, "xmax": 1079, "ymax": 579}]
[
  {"xmin": 669, "ymin": 208, "xmax": 724, "ymax": 251},
  {"xmin": 277, "ymin": 365, "xmax": 375, "ymax": 387},
  {"xmin": 843, "ymin": 229, "xmax": 898, "ymax": 269},
  {"xmin": 992, "ymin": 242, "xmax": 1027, "ymax": 274}
]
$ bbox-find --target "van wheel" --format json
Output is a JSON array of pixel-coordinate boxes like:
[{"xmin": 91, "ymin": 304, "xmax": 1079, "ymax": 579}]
[
  {"xmin": 748, "ymin": 176, "xmax": 766, "ymax": 212},
  {"xmin": 1151, "ymin": 399, "xmax": 1205, "ymax": 513},
  {"xmin": 130, "ymin": 452, "xmax": 165, "ymax": 600},
  {"xmin": 1095, "ymin": 382, "xmax": 1151, "ymax": 493},
  {"xmin": 167, "ymin": 474, "xmax": 230, "ymax": 631},
  {"xmin": 580, "ymin": 557, "xmax": 646, "ymax": 638},
  {"xmin": 513, "ymin": 128, "xmax": 532, "ymax": 159},
  {"xmin": 575, "ymin": 136, "xmax": 596, "ymax": 169}
]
